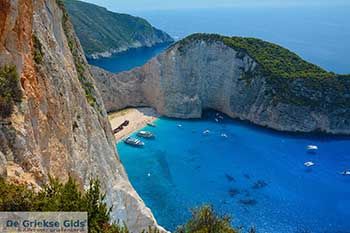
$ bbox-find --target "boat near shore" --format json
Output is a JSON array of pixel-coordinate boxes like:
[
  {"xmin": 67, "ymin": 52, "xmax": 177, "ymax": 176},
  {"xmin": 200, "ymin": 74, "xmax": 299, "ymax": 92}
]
[
  {"xmin": 124, "ymin": 137, "xmax": 145, "ymax": 147},
  {"xmin": 137, "ymin": 131, "xmax": 155, "ymax": 139}
]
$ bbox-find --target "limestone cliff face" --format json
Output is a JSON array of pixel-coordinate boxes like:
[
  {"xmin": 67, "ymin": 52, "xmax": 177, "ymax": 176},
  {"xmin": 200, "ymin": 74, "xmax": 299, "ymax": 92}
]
[
  {"xmin": 92, "ymin": 37, "xmax": 350, "ymax": 135},
  {"xmin": 0, "ymin": 0, "xmax": 165, "ymax": 232}
]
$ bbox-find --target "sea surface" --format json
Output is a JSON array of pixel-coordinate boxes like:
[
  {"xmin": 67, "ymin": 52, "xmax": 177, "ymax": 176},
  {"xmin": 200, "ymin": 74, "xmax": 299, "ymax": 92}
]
[
  {"xmin": 118, "ymin": 112, "xmax": 350, "ymax": 232},
  {"xmin": 90, "ymin": 5, "xmax": 350, "ymax": 233},
  {"xmin": 87, "ymin": 43, "xmax": 170, "ymax": 73}
]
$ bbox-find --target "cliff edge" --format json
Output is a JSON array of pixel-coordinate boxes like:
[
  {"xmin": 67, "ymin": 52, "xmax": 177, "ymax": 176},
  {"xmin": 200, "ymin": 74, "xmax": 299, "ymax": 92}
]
[
  {"xmin": 0, "ymin": 0, "xmax": 165, "ymax": 232},
  {"xmin": 92, "ymin": 34, "xmax": 350, "ymax": 135}
]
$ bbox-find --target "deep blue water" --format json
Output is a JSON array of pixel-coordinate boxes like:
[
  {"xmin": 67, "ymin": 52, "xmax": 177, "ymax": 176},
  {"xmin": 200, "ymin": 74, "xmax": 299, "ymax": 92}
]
[
  {"xmin": 118, "ymin": 112, "xmax": 350, "ymax": 232},
  {"xmin": 133, "ymin": 6, "xmax": 350, "ymax": 74},
  {"xmin": 87, "ymin": 43, "xmax": 171, "ymax": 73}
]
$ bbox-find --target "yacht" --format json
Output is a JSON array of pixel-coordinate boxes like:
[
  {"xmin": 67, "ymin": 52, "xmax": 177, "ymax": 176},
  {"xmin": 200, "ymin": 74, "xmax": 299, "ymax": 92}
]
[
  {"xmin": 147, "ymin": 122, "xmax": 156, "ymax": 127},
  {"xmin": 304, "ymin": 161, "xmax": 315, "ymax": 167},
  {"xmin": 307, "ymin": 145, "xmax": 318, "ymax": 151},
  {"xmin": 137, "ymin": 131, "xmax": 155, "ymax": 139},
  {"xmin": 203, "ymin": 129, "xmax": 210, "ymax": 135},
  {"xmin": 124, "ymin": 137, "xmax": 145, "ymax": 147},
  {"xmin": 340, "ymin": 170, "xmax": 350, "ymax": 176}
]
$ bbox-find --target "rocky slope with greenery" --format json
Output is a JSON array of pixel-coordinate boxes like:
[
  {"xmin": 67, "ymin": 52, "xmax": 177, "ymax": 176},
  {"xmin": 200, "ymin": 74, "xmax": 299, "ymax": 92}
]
[
  {"xmin": 92, "ymin": 33, "xmax": 350, "ymax": 134},
  {"xmin": 63, "ymin": 0, "xmax": 174, "ymax": 58},
  {"xmin": 0, "ymin": 0, "xmax": 165, "ymax": 232}
]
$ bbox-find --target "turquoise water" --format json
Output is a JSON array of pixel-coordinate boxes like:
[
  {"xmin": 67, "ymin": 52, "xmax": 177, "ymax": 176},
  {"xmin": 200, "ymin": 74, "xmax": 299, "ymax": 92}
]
[{"xmin": 118, "ymin": 112, "xmax": 350, "ymax": 232}]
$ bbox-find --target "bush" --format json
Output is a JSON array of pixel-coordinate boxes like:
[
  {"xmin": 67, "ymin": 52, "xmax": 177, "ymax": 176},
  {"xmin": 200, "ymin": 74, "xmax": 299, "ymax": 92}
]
[
  {"xmin": 0, "ymin": 65, "xmax": 22, "ymax": 118},
  {"xmin": 0, "ymin": 178, "xmax": 252, "ymax": 233},
  {"xmin": 0, "ymin": 176, "xmax": 127, "ymax": 233},
  {"xmin": 32, "ymin": 34, "xmax": 44, "ymax": 64},
  {"xmin": 176, "ymin": 205, "xmax": 239, "ymax": 233}
]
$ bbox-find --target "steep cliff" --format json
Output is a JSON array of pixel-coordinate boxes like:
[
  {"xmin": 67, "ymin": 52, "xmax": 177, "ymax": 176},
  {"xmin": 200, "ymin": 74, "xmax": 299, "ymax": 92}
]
[
  {"xmin": 92, "ymin": 34, "xmax": 350, "ymax": 135},
  {"xmin": 63, "ymin": 0, "xmax": 174, "ymax": 59},
  {"xmin": 0, "ymin": 0, "xmax": 165, "ymax": 232}
]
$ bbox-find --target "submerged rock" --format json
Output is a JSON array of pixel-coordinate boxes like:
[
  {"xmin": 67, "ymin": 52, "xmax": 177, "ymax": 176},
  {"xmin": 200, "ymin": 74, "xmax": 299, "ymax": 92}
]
[
  {"xmin": 225, "ymin": 173, "xmax": 236, "ymax": 182},
  {"xmin": 228, "ymin": 188, "xmax": 240, "ymax": 197},
  {"xmin": 252, "ymin": 180, "xmax": 268, "ymax": 189},
  {"xmin": 239, "ymin": 199, "xmax": 258, "ymax": 206}
]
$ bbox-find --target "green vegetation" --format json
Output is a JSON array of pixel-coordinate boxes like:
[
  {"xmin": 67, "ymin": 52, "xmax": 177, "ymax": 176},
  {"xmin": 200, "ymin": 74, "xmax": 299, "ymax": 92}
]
[
  {"xmin": 32, "ymin": 34, "xmax": 44, "ymax": 64},
  {"xmin": 56, "ymin": 0, "xmax": 99, "ymax": 110},
  {"xmin": 0, "ymin": 65, "xmax": 22, "ymax": 118},
  {"xmin": 0, "ymin": 178, "xmax": 253, "ymax": 233},
  {"xmin": 177, "ymin": 34, "xmax": 336, "ymax": 79},
  {"xmin": 176, "ymin": 205, "xmax": 240, "ymax": 233},
  {"xmin": 62, "ymin": 0, "xmax": 173, "ymax": 56}
]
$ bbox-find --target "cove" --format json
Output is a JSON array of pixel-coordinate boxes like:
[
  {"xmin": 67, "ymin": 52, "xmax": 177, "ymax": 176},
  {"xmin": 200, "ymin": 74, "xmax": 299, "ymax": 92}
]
[
  {"xmin": 117, "ymin": 111, "xmax": 350, "ymax": 232},
  {"xmin": 87, "ymin": 43, "xmax": 171, "ymax": 73}
]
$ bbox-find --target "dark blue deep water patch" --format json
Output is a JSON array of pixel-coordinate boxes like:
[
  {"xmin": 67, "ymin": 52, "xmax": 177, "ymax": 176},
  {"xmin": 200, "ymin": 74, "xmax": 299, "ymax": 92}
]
[
  {"xmin": 117, "ymin": 111, "xmax": 350, "ymax": 233},
  {"xmin": 87, "ymin": 43, "xmax": 171, "ymax": 73}
]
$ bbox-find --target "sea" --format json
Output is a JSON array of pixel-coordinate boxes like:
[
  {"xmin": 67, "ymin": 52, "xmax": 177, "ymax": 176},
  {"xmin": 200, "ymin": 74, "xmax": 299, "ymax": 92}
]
[{"xmin": 89, "ymin": 5, "xmax": 350, "ymax": 233}]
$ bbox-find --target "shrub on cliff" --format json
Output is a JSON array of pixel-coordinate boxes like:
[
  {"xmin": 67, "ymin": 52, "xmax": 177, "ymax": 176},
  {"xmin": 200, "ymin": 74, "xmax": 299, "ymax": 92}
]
[
  {"xmin": 0, "ymin": 65, "xmax": 22, "ymax": 118},
  {"xmin": 0, "ymin": 176, "xmax": 126, "ymax": 233},
  {"xmin": 175, "ymin": 205, "xmax": 239, "ymax": 233}
]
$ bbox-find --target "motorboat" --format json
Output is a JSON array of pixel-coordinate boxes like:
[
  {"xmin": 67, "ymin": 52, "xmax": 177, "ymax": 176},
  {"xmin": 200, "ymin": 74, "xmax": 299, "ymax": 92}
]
[
  {"xmin": 147, "ymin": 122, "xmax": 156, "ymax": 127},
  {"xmin": 340, "ymin": 170, "xmax": 350, "ymax": 176},
  {"xmin": 221, "ymin": 133, "xmax": 228, "ymax": 138},
  {"xmin": 203, "ymin": 129, "xmax": 210, "ymax": 135},
  {"xmin": 124, "ymin": 137, "xmax": 144, "ymax": 147},
  {"xmin": 307, "ymin": 145, "xmax": 318, "ymax": 151},
  {"xmin": 304, "ymin": 161, "xmax": 315, "ymax": 167},
  {"xmin": 137, "ymin": 131, "xmax": 155, "ymax": 139},
  {"xmin": 177, "ymin": 124, "xmax": 182, "ymax": 128}
]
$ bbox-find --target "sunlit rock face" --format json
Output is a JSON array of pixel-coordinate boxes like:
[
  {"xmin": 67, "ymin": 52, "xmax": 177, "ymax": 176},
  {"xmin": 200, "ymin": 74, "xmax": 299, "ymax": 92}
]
[
  {"xmin": 0, "ymin": 0, "xmax": 166, "ymax": 232},
  {"xmin": 92, "ymin": 36, "xmax": 350, "ymax": 134}
]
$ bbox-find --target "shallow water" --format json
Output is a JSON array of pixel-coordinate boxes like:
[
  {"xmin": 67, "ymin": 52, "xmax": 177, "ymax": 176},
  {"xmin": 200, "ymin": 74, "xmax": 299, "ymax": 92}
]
[{"xmin": 117, "ymin": 111, "xmax": 350, "ymax": 232}]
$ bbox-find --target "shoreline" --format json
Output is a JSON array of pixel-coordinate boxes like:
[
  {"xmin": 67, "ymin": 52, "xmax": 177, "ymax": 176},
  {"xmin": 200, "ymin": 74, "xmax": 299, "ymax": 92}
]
[{"xmin": 108, "ymin": 107, "xmax": 159, "ymax": 142}]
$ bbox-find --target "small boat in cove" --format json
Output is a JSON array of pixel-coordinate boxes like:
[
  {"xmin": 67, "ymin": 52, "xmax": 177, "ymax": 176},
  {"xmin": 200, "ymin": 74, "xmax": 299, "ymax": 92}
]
[
  {"xmin": 304, "ymin": 161, "xmax": 315, "ymax": 167},
  {"xmin": 124, "ymin": 137, "xmax": 145, "ymax": 147},
  {"xmin": 147, "ymin": 122, "xmax": 156, "ymax": 127},
  {"xmin": 137, "ymin": 131, "xmax": 155, "ymax": 139},
  {"xmin": 307, "ymin": 145, "xmax": 318, "ymax": 151}
]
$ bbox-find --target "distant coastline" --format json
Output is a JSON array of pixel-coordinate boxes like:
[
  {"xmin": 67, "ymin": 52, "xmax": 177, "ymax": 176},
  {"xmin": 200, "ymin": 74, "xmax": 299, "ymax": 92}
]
[{"xmin": 86, "ymin": 42, "xmax": 173, "ymax": 60}]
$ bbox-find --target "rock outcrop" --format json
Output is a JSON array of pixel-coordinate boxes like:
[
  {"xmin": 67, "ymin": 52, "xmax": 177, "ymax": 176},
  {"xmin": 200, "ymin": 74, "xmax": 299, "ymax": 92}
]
[
  {"xmin": 0, "ymin": 0, "xmax": 165, "ymax": 232},
  {"xmin": 63, "ymin": 0, "xmax": 174, "ymax": 59},
  {"xmin": 92, "ymin": 34, "xmax": 350, "ymax": 135}
]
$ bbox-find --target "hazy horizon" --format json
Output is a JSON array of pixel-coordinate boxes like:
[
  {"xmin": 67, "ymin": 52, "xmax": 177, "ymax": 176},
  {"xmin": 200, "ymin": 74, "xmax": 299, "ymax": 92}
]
[{"xmin": 80, "ymin": 0, "xmax": 350, "ymax": 13}]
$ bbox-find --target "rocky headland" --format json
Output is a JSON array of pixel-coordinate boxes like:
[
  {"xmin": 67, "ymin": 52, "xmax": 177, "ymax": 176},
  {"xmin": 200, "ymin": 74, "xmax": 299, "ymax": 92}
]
[
  {"xmin": 63, "ymin": 0, "xmax": 174, "ymax": 59},
  {"xmin": 92, "ymin": 34, "xmax": 350, "ymax": 135}
]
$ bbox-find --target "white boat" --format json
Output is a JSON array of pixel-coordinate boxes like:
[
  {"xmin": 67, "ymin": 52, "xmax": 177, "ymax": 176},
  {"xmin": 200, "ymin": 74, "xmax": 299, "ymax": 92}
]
[
  {"xmin": 307, "ymin": 145, "xmax": 318, "ymax": 151},
  {"xmin": 124, "ymin": 137, "xmax": 145, "ymax": 147},
  {"xmin": 304, "ymin": 161, "xmax": 315, "ymax": 167},
  {"xmin": 177, "ymin": 124, "xmax": 182, "ymax": 128},
  {"xmin": 215, "ymin": 118, "xmax": 219, "ymax": 122},
  {"xmin": 147, "ymin": 122, "xmax": 156, "ymax": 127},
  {"xmin": 203, "ymin": 129, "xmax": 210, "ymax": 135},
  {"xmin": 340, "ymin": 170, "xmax": 350, "ymax": 176},
  {"xmin": 137, "ymin": 131, "xmax": 155, "ymax": 139},
  {"xmin": 221, "ymin": 133, "xmax": 228, "ymax": 138}
]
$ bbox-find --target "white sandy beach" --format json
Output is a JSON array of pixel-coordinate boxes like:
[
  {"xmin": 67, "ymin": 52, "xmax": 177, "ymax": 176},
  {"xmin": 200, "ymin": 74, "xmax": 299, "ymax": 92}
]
[{"xmin": 108, "ymin": 107, "xmax": 159, "ymax": 141}]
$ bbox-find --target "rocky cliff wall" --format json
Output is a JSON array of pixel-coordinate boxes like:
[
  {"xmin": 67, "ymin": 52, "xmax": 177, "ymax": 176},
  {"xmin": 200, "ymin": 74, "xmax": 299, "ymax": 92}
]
[
  {"xmin": 92, "ymin": 37, "xmax": 350, "ymax": 135},
  {"xmin": 0, "ymin": 0, "xmax": 165, "ymax": 232}
]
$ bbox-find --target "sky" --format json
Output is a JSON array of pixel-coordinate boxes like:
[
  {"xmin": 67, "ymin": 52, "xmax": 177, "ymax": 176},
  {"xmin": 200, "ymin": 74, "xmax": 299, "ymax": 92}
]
[{"xmin": 80, "ymin": 0, "xmax": 350, "ymax": 13}]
